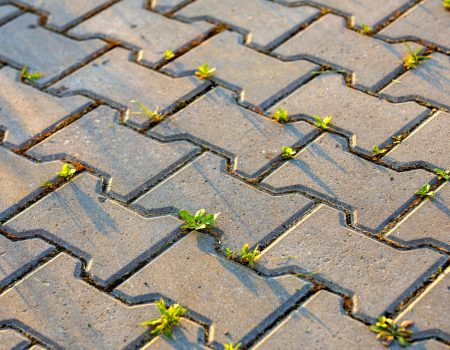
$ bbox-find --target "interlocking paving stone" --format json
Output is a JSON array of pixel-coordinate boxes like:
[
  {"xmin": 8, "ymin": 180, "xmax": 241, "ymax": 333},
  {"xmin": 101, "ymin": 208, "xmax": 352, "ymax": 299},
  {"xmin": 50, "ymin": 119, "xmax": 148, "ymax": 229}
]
[
  {"xmin": 379, "ymin": 0, "xmax": 450, "ymax": 50},
  {"xmin": 4, "ymin": 173, "xmax": 182, "ymax": 286},
  {"xmin": 0, "ymin": 147, "xmax": 60, "ymax": 221},
  {"xmin": 177, "ymin": 0, "xmax": 319, "ymax": 49},
  {"xmin": 15, "ymin": 0, "xmax": 110, "ymax": 30},
  {"xmin": 69, "ymin": 0, "xmax": 213, "ymax": 67},
  {"xmin": 0, "ymin": 253, "xmax": 158, "ymax": 349},
  {"xmin": 261, "ymin": 133, "xmax": 434, "ymax": 231},
  {"xmin": 397, "ymin": 267, "xmax": 450, "ymax": 340},
  {"xmin": 269, "ymin": 74, "xmax": 429, "ymax": 154},
  {"xmin": 115, "ymin": 232, "xmax": 311, "ymax": 346},
  {"xmin": 257, "ymin": 205, "xmax": 445, "ymax": 319},
  {"xmin": 133, "ymin": 152, "xmax": 314, "ymax": 250},
  {"xmin": 381, "ymin": 52, "xmax": 450, "ymax": 111},
  {"xmin": 152, "ymin": 87, "xmax": 318, "ymax": 177},
  {"xmin": 283, "ymin": 0, "xmax": 414, "ymax": 27},
  {"xmin": 163, "ymin": 31, "xmax": 317, "ymax": 107},
  {"xmin": 273, "ymin": 14, "xmax": 418, "ymax": 91},
  {"xmin": 0, "ymin": 66, "xmax": 91, "ymax": 148},
  {"xmin": 0, "ymin": 13, "xmax": 107, "ymax": 87},
  {"xmin": 0, "ymin": 5, "xmax": 20, "ymax": 22},
  {"xmin": 386, "ymin": 184, "xmax": 450, "ymax": 250},
  {"xmin": 385, "ymin": 111, "xmax": 450, "ymax": 169},
  {"xmin": 50, "ymin": 47, "xmax": 208, "ymax": 111},
  {"xmin": 0, "ymin": 235, "xmax": 55, "ymax": 288},
  {"xmin": 150, "ymin": 0, "xmax": 186, "ymax": 13},
  {"xmin": 0, "ymin": 329, "xmax": 29, "ymax": 349},
  {"xmin": 26, "ymin": 106, "xmax": 200, "ymax": 200}
]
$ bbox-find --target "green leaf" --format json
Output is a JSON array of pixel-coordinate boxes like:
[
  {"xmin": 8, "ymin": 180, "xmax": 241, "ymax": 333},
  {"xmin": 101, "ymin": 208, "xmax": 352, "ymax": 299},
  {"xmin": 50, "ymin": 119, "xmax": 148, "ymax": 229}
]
[{"xmin": 179, "ymin": 210, "xmax": 194, "ymax": 222}]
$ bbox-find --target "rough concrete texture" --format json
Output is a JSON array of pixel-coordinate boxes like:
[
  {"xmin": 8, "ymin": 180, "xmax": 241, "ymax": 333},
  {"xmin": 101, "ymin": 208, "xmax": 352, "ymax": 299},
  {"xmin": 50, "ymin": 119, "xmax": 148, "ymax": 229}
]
[
  {"xmin": 0, "ymin": 235, "xmax": 55, "ymax": 288},
  {"xmin": 0, "ymin": 329, "xmax": 29, "ymax": 349},
  {"xmin": 150, "ymin": 0, "xmax": 186, "ymax": 13},
  {"xmin": 0, "ymin": 147, "xmax": 60, "ymax": 221},
  {"xmin": 133, "ymin": 152, "xmax": 313, "ymax": 250},
  {"xmin": 15, "ymin": 0, "xmax": 110, "ymax": 30},
  {"xmin": 274, "ymin": 14, "xmax": 419, "ymax": 91},
  {"xmin": 50, "ymin": 47, "xmax": 208, "ymax": 111},
  {"xmin": 177, "ymin": 0, "xmax": 319, "ymax": 49},
  {"xmin": 283, "ymin": 0, "xmax": 414, "ymax": 27},
  {"xmin": 152, "ymin": 87, "xmax": 318, "ymax": 177},
  {"xmin": 0, "ymin": 66, "xmax": 92, "ymax": 148},
  {"xmin": 26, "ymin": 106, "xmax": 199, "ymax": 200},
  {"xmin": 0, "ymin": 13, "xmax": 107, "ymax": 86},
  {"xmin": 0, "ymin": 5, "xmax": 20, "ymax": 22},
  {"xmin": 257, "ymin": 205, "xmax": 445, "ymax": 319},
  {"xmin": 386, "ymin": 184, "xmax": 450, "ymax": 250},
  {"xmin": 4, "ymin": 173, "xmax": 183, "ymax": 286},
  {"xmin": 115, "ymin": 232, "xmax": 311, "ymax": 346},
  {"xmin": 397, "ymin": 267, "xmax": 450, "ymax": 341},
  {"xmin": 163, "ymin": 31, "xmax": 317, "ymax": 107},
  {"xmin": 0, "ymin": 253, "xmax": 159, "ymax": 349},
  {"xmin": 380, "ymin": 0, "xmax": 450, "ymax": 50},
  {"xmin": 381, "ymin": 52, "xmax": 450, "ymax": 110},
  {"xmin": 385, "ymin": 111, "xmax": 450, "ymax": 169},
  {"xmin": 69, "ymin": 0, "xmax": 213, "ymax": 67},
  {"xmin": 262, "ymin": 133, "xmax": 433, "ymax": 232},
  {"xmin": 269, "ymin": 73, "xmax": 430, "ymax": 154}
]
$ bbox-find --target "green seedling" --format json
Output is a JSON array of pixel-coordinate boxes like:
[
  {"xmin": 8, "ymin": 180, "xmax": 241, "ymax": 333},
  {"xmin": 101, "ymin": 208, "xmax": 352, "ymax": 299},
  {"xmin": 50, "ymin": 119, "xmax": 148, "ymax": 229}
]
[
  {"xmin": 392, "ymin": 135, "xmax": 404, "ymax": 144},
  {"xmin": 359, "ymin": 23, "xmax": 373, "ymax": 34},
  {"xmin": 140, "ymin": 298, "xmax": 187, "ymax": 338},
  {"xmin": 239, "ymin": 243, "xmax": 261, "ymax": 267},
  {"xmin": 402, "ymin": 44, "xmax": 430, "ymax": 70},
  {"xmin": 195, "ymin": 63, "xmax": 216, "ymax": 79},
  {"xmin": 370, "ymin": 316, "xmax": 413, "ymax": 347},
  {"xmin": 179, "ymin": 209, "xmax": 219, "ymax": 231},
  {"xmin": 435, "ymin": 168, "xmax": 450, "ymax": 181},
  {"xmin": 225, "ymin": 247, "xmax": 235, "ymax": 259},
  {"xmin": 164, "ymin": 50, "xmax": 175, "ymax": 60},
  {"xmin": 313, "ymin": 115, "xmax": 332, "ymax": 130},
  {"xmin": 444, "ymin": 0, "xmax": 450, "ymax": 9},
  {"xmin": 415, "ymin": 183, "xmax": 434, "ymax": 197},
  {"xmin": 20, "ymin": 66, "xmax": 43, "ymax": 82},
  {"xmin": 224, "ymin": 342, "xmax": 241, "ymax": 350},
  {"xmin": 271, "ymin": 107, "xmax": 289, "ymax": 123},
  {"xmin": 130, "ymin": 100, "xmax": 161, "ymax": 122},
  {"xmin": 56, "ymin": 163, "xmax": 76, "ymax": 179},
  {"xmin": 282, "ymin": 146, "xmax": 296, "ymax": 159},
  {"xmin": 311, "ymin": 69, "xmax": 346, "ymax": 76},
  {"xmin": 372, "ymin": 145, "xmax": 387, "ymax": 156}
]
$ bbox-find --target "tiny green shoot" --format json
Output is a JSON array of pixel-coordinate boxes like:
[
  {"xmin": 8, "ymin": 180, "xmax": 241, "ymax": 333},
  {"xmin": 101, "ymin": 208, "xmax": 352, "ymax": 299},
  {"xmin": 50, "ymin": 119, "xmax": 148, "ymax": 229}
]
[
  {"xmin": 311, "ymin": 69, "xmax": 346, "ymax": 76},
  {"xmin": 415, "ymin": 183, "xmax": 434, "ymax": 197},
  {"xmin": 130, "ymin": 100, "xmax": 161, "ymax": 122},
  {"xmin": 372, "ymin": 145, "xmax": 387, "ymax": 156},
  {"xmin": 179, "ymin": 209, "xmax": 219, "ymax": 231},
  {"xmin": 435, "ymin": 168, "xmax": 449, "ymax": 181},
  {"xmin": 239, "ymin": 243, "xmax": 261, "ymax": 267},
  {"xmin": 56, "ymin": 163, "xmax": 76, "ymax": 179},
  {"xmin": 313, "ymin": 115, "xmax": 332, "ymax": 130},
  {"xmin": 225, "ymin": 247, "xmax": 235, "ymax": 259},
  {"xmin": 195, "ymin": 63, "xmax": 216, "ymax": 79},
  {"xmin": 359, "ymin": 23, "xmax": 373, "ymax": 34},
  {"xmin": 224, "ymin": 342, "xmax": 241, "ymax": 350},
  {"xmin": 402, "ymin": 44, "xmax": 430, "ymax": 70},
  {"xmin": 272, "ymin": 108, "xmax": 289, "ymax": 123},
  {"xmin": 444, "ymin": 0, "xmax": 450, "ymax": 9},
  {"xmin": 164, "ymin": 50, "xmax": 175, "ymax": 60},
  {"xmin": 392, "ymin": 135, "xmax": 404, "ymax": 144},
  {"xmin": 140, "ymin": 298, "xmax": 186, "ymax": 339},
  {"xmin": 20, "ymin": 66, "xmax": 43, "ymax": 82},
  {"xmin": 282, "ymin": 146, "xmax": 296, "ymax": 159},
  {"xmin": 369, "ymin": 317, "xmax": 413, "ymax": 347}
]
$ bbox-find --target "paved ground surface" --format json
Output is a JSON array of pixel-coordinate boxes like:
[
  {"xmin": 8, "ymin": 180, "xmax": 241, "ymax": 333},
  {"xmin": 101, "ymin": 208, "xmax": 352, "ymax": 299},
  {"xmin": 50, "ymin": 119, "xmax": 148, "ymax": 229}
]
[{"xmin": 0, "ymin": 0, "xmax": 449, "ymax": 349}]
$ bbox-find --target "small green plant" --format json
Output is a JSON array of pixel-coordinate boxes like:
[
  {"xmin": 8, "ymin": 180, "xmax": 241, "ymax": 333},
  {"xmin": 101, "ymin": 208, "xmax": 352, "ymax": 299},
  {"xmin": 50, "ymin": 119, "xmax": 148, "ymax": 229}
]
[
  {"xmin": 164, "ymin": 50, "xmax": 175, "ymax": 60},
  {"xmin": 281, "ymin": 146, "xmax": 296, "ymax": 159},
  {"xmin": 392, "ymin": 134, "xmax": 404, "ymax": 144},
  {"xmin": 311, "ymin": 69, "xmax": 346, "ymax": 76},
  {"xmin": 272, "ymin": 108, "xmax": 289, "ymax": 123},
  {"xmin": 179, "ymin": 209, "xmax": 219, "ymax": 231},
  {"xmin": 372, "ymin": 145, "xmax": 387, "ymax": 156},
  {"xmin": 435, "ymin": 168, "xmax": 449, "ymax": 181},
  {"xmin": 140, "ymin": 298, "xmax": 187, "ymax": 338},
  {"xmin": 359, "ymin": 23, "xmax": 373, "ymax": 34},
  {"xmin": 415, "ymin": 183, "xmax": 434, "ymax": 197},
  {"xmin": 313, "ymin": 115, "xmax": 332, "ymax": 130},
  {"xmin": 402, "ymin": 44, "xmax": 430, "ymax": 70},
  {"xmin": 369, "ymin": 316, "xmax": 413, "ymax": 347},
  {"xmin": 130, "ymin": 100, "xmax": 161, "ymax": 122},
  {"xmin": 444, "ymin": 0, "xmax": 450, "ymax": 9},
  {"xmin": 224, "ymin": 342, "xmax": 241, "ymax": 350},
  {"xmin": 20, "ymin": 66, "xmax": 43, "ymax": 82},
  {"xmin": 195, "ymin": 63, "xmax": 216, "ymax": 79},
  {"xmin": 225, "ymin": 247, "xmax": 235, "ymax": 259},
  {"xmin": 56, "ymin": 163, "xmax": 76, "ymax": 179},
  {"xmin": 239, "ymin": 243, "xmax": 261, "ymax": 267}
]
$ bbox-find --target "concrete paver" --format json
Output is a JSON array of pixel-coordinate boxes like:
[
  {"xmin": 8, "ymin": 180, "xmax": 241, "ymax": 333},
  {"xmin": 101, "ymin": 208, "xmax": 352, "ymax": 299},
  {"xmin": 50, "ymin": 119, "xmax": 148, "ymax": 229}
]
[{"xmin": 0, "ymin": 329, "xmax": 29, "ymax": 349}]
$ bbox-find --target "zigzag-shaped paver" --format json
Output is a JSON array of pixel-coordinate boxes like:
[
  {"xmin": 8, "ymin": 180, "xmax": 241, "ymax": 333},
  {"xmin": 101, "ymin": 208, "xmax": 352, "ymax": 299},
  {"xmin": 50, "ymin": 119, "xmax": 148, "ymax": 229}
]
[{"xmin": 69, "ymin": 0, "xmax": 214, "ymax": 67}]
